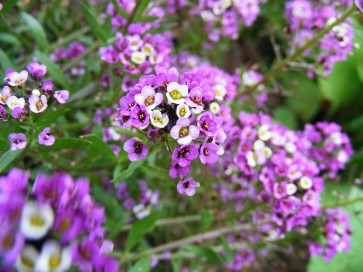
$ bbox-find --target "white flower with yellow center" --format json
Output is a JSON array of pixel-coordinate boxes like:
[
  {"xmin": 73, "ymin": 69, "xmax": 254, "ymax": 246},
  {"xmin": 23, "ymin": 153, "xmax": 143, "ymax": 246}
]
[
  {"xmin": 6, "ymin": 96, "xmax": 25, "ymax": 110},
  {"xmin": 330, "ymin": 131, "xmax": 343, "ymax": 145},
  {"xmin": 166, "ymin": 82, "xmax": 188, "ymax": 104},
  {"xmin": 176, "ymin": 103, "xmax": 191, "ymax": 118},
  {"xmin": 299, "ymin": 176, "xmax": 312, "ymax": 190},
  {"xmin": 337, "ymin": 150, "xmax": 349, "ymax": 163},
  {"xmin": 133, "ymin": 203, "xmax": 151, "ymax": 219},
  {"xmin": 214, "ymin": 84, "xmax": 227, "ymax": 101},
  {"xmin": 262, "ymin": 147, "xmax": 272, "ymax": 159},
  {"xmin": 131, "ymin": 51, "xmax": 146, "ymax": 65},
  {"xmin": 246, "ymin": 151, "xmax": 266, "ymax": 167},
  {"xmin": 127, "ymin": 35, "xmax": 143, "ymax": 51},
  {"xmin": 8, "ymin": 70, "xmax": 28, "ymax": 87},
  {"xmin": 285, "ymin": 142, "xmax": 297, "ymax": 153},
  {"xmin": 142, "ymin": 43, "xmax": 155, "ymax": 56},
  {"xmin": 35, "ymin": 240, "xmax": 72, "ymax": 272},
  {"xmin": 32, "ymin": 89, "xmax": 41, "ymax": 96},
  {"xmin": 209, "ymin": 102, "xmax": 220, "ymax": 114},
  {"xmin": 20, "ymin": 202, "xmax": 54, "ymax": 240},
  {"xmin": 286, "ymin": 183, "xmax": 297, "ymax": 195},
  {"xmin": 258, "ymin": 124, "xmax": 272, "ymax": 141},
  {"xmin": 15, "ymin": 245, "xmax": 39, "ymax": 272},
  {"xmin": 253, "ymin": 140, "xmax": 265, "ymax": 151},
  {"xmin": 150, "ymin": 110, "xmax": 169, "ymax": 128}
]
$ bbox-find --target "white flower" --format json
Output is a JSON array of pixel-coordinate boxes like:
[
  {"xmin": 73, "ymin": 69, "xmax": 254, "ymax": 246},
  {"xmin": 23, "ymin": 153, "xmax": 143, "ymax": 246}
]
[
  {"xmin": 131, "ymin": 51, "xmax": 146, "ymax": 65},
  {"xmin": 330, "ymin": 131, "xmax": 343, "ymax": 145},
  {"xmin": 8, "ymin": 70, "xmax": 28, "ymax": 87},
  {"xmin": 176, "ymin": 103, "xmax": 191, "ymax": 118},
  {"xmin": 127, "ymin": 35, "xmax": 143, "ymax": 51},
  {"xmin": 286, "ymin": 183, "xmax": 297, "ymax": 195},
  {"xmin": 246, "ymin": 151, "xmax": 266, "ymax": 167},
  {"xmin": 6, "ymin": 96, "xmax": 25, "ymax": 109},
  {"xmin": 32, "ymin": 89, "xmax": 41, "ymax": 96},
  {"xmin": 150, "ymin": 110, "xmax": 169, "ymax": 128},
  {"xmin": 20, "ymin": 202, "xmax": 54, "ymax": 240},
  {"xmin": 209, "ymin": 102, "xmax": 220, "ymax": 114},
  {"xmin": 299, "ymin": 176, "xmax": 312, "ymax": 190},
  {"xmin": 133, "ymin": 203, "xmax": 151, "ymax": 219},
  {"xmin": 285, "ymin": 142, "xmax": 297, "ymax": 153},
  {"xmin": 142, "ymin": 43, "xmax": 155, "ymax": 56},
  {"xmin": 166, "ymin": 82, "xmax": 188, "ymax": 104},
  {"xmin": 253, "ymin": 140, "xmax": 265, "ymax": 151},
  {"xmin": 35, "ymin": 240, "xmax": 72, "ymax": 272},
  {"xmin": 15, "ymin": 245, "xmax": 39, "ymax": 272},
  {"xmin": 258, "ymin": 124, "xmax": 272, "ymax": 141},
  {"xmin": 29, "ymin": 94, "xmax": 48, "ymax": 113},
  {"xmin": 337, "ymin": 150, "xmax": 349, "ymax": 163},
  {"xmin": 214, "ymin": 84, "xmax": 226, "ymax": 101},
  {"xmin": 262, "ymin": 147, "xmax": 272, "ymax": 158}
]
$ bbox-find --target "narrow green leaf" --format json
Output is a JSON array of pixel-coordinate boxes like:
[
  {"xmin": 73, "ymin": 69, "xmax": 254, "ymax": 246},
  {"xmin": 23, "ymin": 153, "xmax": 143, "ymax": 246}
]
[
  {"xmin": 0, "ymin": 33, "xmax": 21, "ymax": 48},
  {"xmin": 201, "ymin": 210, "xmax": 213, "ymax": 230},
  {"xmin": 182, "ymin": 245, "xmax": 223, "ymax": 264},
  {"xmin": 113, "ymin": 159, "xmax": 145, "ymax": 183},
  {"xmin": 113, "ymin": 127, "xmax": 148, "ymax": 142},
  {"xmin": 83, "ymin": 134, "xmax": 117, "ymax": 161},
  {"xmin": 21, "ymin": 12, "xmax": 49, "ymax": 51},
  {"xmin": 80, "ymin": 3, "xmax": 109, "ymax": 43},
  {"xmin": 138, "ymin": 16, "xmax": 158, "ymax": 22},
  {"xmin": 129, "ymin": 256, "xmax": 151, "ymax": 272},
  {"xmin": 125, "ymin": 211, "xmax": 159, "ymax": 251},
  {"xmin": 221, "ymin": 237, "xmax": 233, "ymax": 264},
  {"xmin": 35, "ymin": 51, "xmax": 70, "ymax": 90},
  {"xmin": 0, "ymin": 49, "xmax": 15, "ymax": 72},
  {"xmin": 134, "ymin": 0, "xmax": 152, "ymax": 22},
  {"xmin": 111, "ymin": 0, "xmax": 129, "ymax": 18},
  {"xmin": 45, "ymin": 138, "xmax": 92, "ymax": 150},
  {"xmin": 0, "ymin": 149, "xmax": 23, "ymax": 173},
  {"xmin": 35, "ymin": 108, "xmax": 71, "ymax": 128}
]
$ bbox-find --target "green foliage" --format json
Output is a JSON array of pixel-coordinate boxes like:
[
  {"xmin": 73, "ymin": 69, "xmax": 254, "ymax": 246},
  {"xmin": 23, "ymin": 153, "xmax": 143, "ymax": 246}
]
[
  {"xmin": 0, "ymin": 149, "xmax": 23, "ymax": 173},
  {"xmin": 129, "ymin": 256, "xmax": 151, "ymax": 272},
  {"xmin": 80, "ymin": 3, "xmax": 110, "ymax": 43},
  {"xmin": 21, "ymin": 12, "xmax": 49, "ymax": 51},
  {"xmin": 182, "ymin": 245, "xmax": 223, "ymax": 264}
]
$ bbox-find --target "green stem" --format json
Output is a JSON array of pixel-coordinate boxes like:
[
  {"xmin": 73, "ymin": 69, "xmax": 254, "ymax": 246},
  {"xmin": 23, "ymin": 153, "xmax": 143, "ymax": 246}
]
[
  {"xmin": 123, "ymin": 0, "xmax": 143, "ymax": 34},
  {"xmin": 242, "ymin": 5, "xmax": 357, "ymax": 95},
  {"xmin": 323, "ymin": 197, "xmax": 363, "ymax": 209}
]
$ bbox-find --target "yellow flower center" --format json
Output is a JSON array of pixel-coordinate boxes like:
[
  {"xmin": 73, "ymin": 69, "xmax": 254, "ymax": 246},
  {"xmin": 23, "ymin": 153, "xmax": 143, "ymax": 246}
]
[
  {"xmin": 20, "ymin": 256, "xmax": 34, "ymax": 269},
  {"xmin": 170, "ymin": 90, "xmax": 182, "ymax": 100},
  {"xmin": 153, "ymin": 116, "xmax": 163, "ymax": 124},
  {"xmin": 179, "ymin": 107, "xmax": 187, "ymax": 117},
  {"xmin": 179, "ymin": 127, "xmax": 189, "ymax": 138},
  {"xmin": 49, "ymin": 254, "xmax": 61, "ymax": 269},
  {"xmin": 144, "ymin": 96, "xmax": 155, "ymax": 106},
  {"xmin": 36, "ymin": 101, "xmax": 43, "ymax": 111},
  {"xmin": 2, "ymin": 234, "xmax": 14, "ymax": 249},
  {"xmin": 30, "ymin": 215, "xmax": 45, "ymax": 227}
]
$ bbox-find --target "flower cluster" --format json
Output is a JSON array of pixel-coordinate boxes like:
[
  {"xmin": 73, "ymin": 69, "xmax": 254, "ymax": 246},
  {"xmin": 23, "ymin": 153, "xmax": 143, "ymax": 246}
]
[
  {"xmin": 1, "ymin": 64, "xmax": 69, "ymax": 118},
  {"xmin": 99, "ymin": 30, "xmax": 173, "ymax": 75},
  {"xmin": 116, "ymin": 68, "xmax": 229, "ymax": 195},
  {"xmin": 308, "ymin": 208, "xmax": 351, "ymax": 261},
  {"xmin": 240, "ymin": 69, "xmax": 267, "ymax": 107},
  {"xmin": 192, "ymin": 0, "xmax": 266, "ymax": 41},
  {"xmin": 285, "ymin": 0, "xmax": 355, "ymax": 76},
  {"xmin": 50, "ymin": 42, "xmax": 87, "ymax": 76},
  {"xmin": 0, "ymin": 168, "xmax": 117, "ymax": 271}
]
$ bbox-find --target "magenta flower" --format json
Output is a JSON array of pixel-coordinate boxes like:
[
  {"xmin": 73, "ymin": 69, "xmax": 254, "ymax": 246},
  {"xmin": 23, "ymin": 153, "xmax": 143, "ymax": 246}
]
[
  {"xmin": 0, "ymin": 105, "xmax": 7, "ymax": 119},
  {"xmin": 38, "ymin": 127, "xmax": 55, "ymax": 146},
  {"xmin": 134, "ymin": 86, "xmax": 163, "ymax": 110},
  {"xmin": 170, "ymin": 117, "xmax": 200, "ymax": 145},
  {"xmin": 197, "ymin": 113, "xmax": 218, "ymax": 136},
  {"xmin": 27, "ymin": 62, "xmax": 47, "ymax": 80},
  {"xmin": 8, "ymin": 133, "xmax": 27, "ymax": 150},
  {"xmin": 273, "ymin": 182, "xmax": 287, "ymax": 199},
  {"xmin": 199, "ymin": 142, "xmax": 219, "ymax": 164},
  {"xmin": 29, "ymin": 94, "xmax": 48, "ymax": 113},
  {"xmin": 54, "ymin": 90, "xmax": 69, "ymax": 104},
  {"xmin": 131, "ymin": 105, "xmax": 150, "ymax": 128},
  {"xmin": 0, "ymin": 225, "xmax": 24, "ymax": 265},
  {"xmin": 11, "ymin": 107, "xmax": 28, "ymax": 122},
  {"xmin": 171, "ymin": 144, "xmax": 198, "ymax": 167},
  {"xmin": 169, "ymin": 160, "xmax": 191, "ymax": 178},
  {"xmin": 124, "ymin": 138, "xmax": 148, "ymax": 161},
  {"xmin": 177, "ymin": 177, "xmax": 200, "ymax": 196}
]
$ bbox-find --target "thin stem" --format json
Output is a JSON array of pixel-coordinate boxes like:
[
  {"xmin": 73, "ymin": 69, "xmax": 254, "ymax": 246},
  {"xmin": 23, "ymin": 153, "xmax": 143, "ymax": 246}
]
[
  {"xmin": 242, "ymin": 5, "xmax": 357, "ymax": 95},
  {"xmin": 165, "ymin": 134, "xmax": 173, "ymax": 156},
  {"xmin": 123, "ymin": 0, "xmax": 143, "ymax": 34},
  {"xmin": 323, "ymin": 196, "xmax": 363, "ymax": 209}
]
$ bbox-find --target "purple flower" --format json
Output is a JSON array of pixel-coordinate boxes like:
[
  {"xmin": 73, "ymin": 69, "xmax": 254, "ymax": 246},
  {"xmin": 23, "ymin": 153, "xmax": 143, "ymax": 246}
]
[
  {"xmin": 29, "ymin": 94, "xmax": 48, "ymax": 113},
  {"xmin": 8, "ymin": 133, "xmax": 27, "ymax": 150},
  {"xmin": 186, "ymin": 86, "xmax": 204, "ymax": 110},
  {"xmin": 199, "ymin": 142, "xmax": 219, "ymax": 164},
  {"xmin": 27, "ymin": 62, "xmax": 47, "ymax": 80},
  {"xmin": 0, "ymin": 85, "xmax": 11, "ymax": 105},
  {"xmin": 170, "ymin": 117, "xmax": 200, "ymax": 145},
  {"xmin": 41, "ymin": 79, "xmax": 53, "ymax": 92},
  {"xmin": 0, "ymin": 105, "xmax": 7, "ymax": 119},
  {"xmin": 197, "ymin": 113, "xmax": 218, "ymax": 136},
  {"xmin": 169, "ymin": 160, "xmax": 190, "ymax": 178},
  {"xmin": 71, "ymin": 237, "xmax": 101, "ymax": 271},
  {"xmin": 11, "ymin": 107, "xmax": 28, "ymax": 122},
  {"xmin": 38, "ymin": 127, "xmax": 55, "ymax": 146},
  {"xmin": 273, "ymin": 182, "xmax": 287, "ymax": 199},
  {"xmin": 171, "ymin": 144, "xmax": 198, "ymax": 167},
  {"xmin": 124, "ymin": 138, "xmax": 148, "ymax": 161},
  {"xmin": 0, "ymin": 168, "xmax": 29, "ymax": 193},
  {"xmin": 54, "ymin": 90, "xmax": 69, "ymax": 104},
  {"xmin": 134, "ymin": 86, "xmax": 163, "ymax": 110},
  {"xmin": 177, "ymin": 177, "xmax": 200, "ymax": 196},
  {"xmin": 131, "ymin": 105, "xmax": 150, "ymax": 128},
  {"xmin": 0, "ymin": 225, "xmax": 24, "ymax": 265},
  {"xmin": 7, "ymin": 70, "xmax": 28, "ymax": 87}
]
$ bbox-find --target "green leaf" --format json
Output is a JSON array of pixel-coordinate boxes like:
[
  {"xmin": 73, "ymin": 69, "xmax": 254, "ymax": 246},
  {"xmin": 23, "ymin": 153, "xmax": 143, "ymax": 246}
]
[
  {"xmin": 0, "ymin": 0, "xmax": 17, "ymax": 14},
  {"xmin": 113, "ymin": 159, "xmax": 145, "ymax": 183},
  {"xmin": 46, "ymin": 138, "xmax": 92, "ymax": 150},
  {"xmin": 83, "ymin": 134, "xmax": 117, "ymax": 161},
  {"xmin": 125, "ymin": 211, "xmax": 159, "ymax": 251},
  {"xmin": 134, "ymin": 0, "xmax": 151, "ymax": 22},
  {"xmin": 0, "ymin": 49, "xmax": 15, "ymax": 73},
  {"xmin": 21, "ymin": 12, "xmax": 49, "ymax": 51},
  {"xmin": 0, "ymin": 149, "xmax": 23, "ymax": 173},
  {"xmin": 182, "ymin": 245, "xmax": 223, "ymax": 264},
  {"xmin": 129, "ymin": 256, "xmax": 151, "ymax": 272},
  {"xmin": 111, "ymin": 0, "xmax": 129, "ymax": 18},
  {"xmin": 201, "ymin": 210, "xmax": 213, "ymax": 230},
  {"xmin": 80, "ymin": 3, "xmax": 109, "ymax": 43},
  {"xmin": 113, "ymin": 128, "xmax": 148, "ymax": 142},
  {"xmin": 273, "ymin": 106, "xmax": 298, "ymax": 130},
  {"xmin": 0, "ymin": 33, "xmax": 21, "ymax": 49},
  {"xmin": 35, "ymin": 51, "xmax": 70, "ymax": 90},
  {"xmin": 221, "ymin": 237, "xmax": 233, "ymax": 264},
  {"xmin": 35, "ymin": 108, "xmax": 71, "ymax": 128},
  {"xmin": 138, "ymin": 16, "xmax": 158, "ymax": 22}
]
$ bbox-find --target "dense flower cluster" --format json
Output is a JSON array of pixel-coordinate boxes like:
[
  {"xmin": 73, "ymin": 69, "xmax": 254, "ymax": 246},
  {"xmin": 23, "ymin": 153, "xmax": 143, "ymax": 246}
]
[
  {"xmin": 115, "ymin": 68, "xmax": 229, "ymax": 195},
  {"xmin": 192, "ymin": 0, "xmax": 266, "ymax": 41},
  {"xmin": 309, "ymin": 208, "xmax": 351, "ymax": 261},
  {"xmin": 285, "ymin": 0, "xmax": 354, "ymax": 76},
  {"xmin": 50, "ymin": 42, "xmax": 87, "ymax": 76},
  {"xmin": 0, "ymin": 169, "xmax": 117, "ymax": 271}
]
